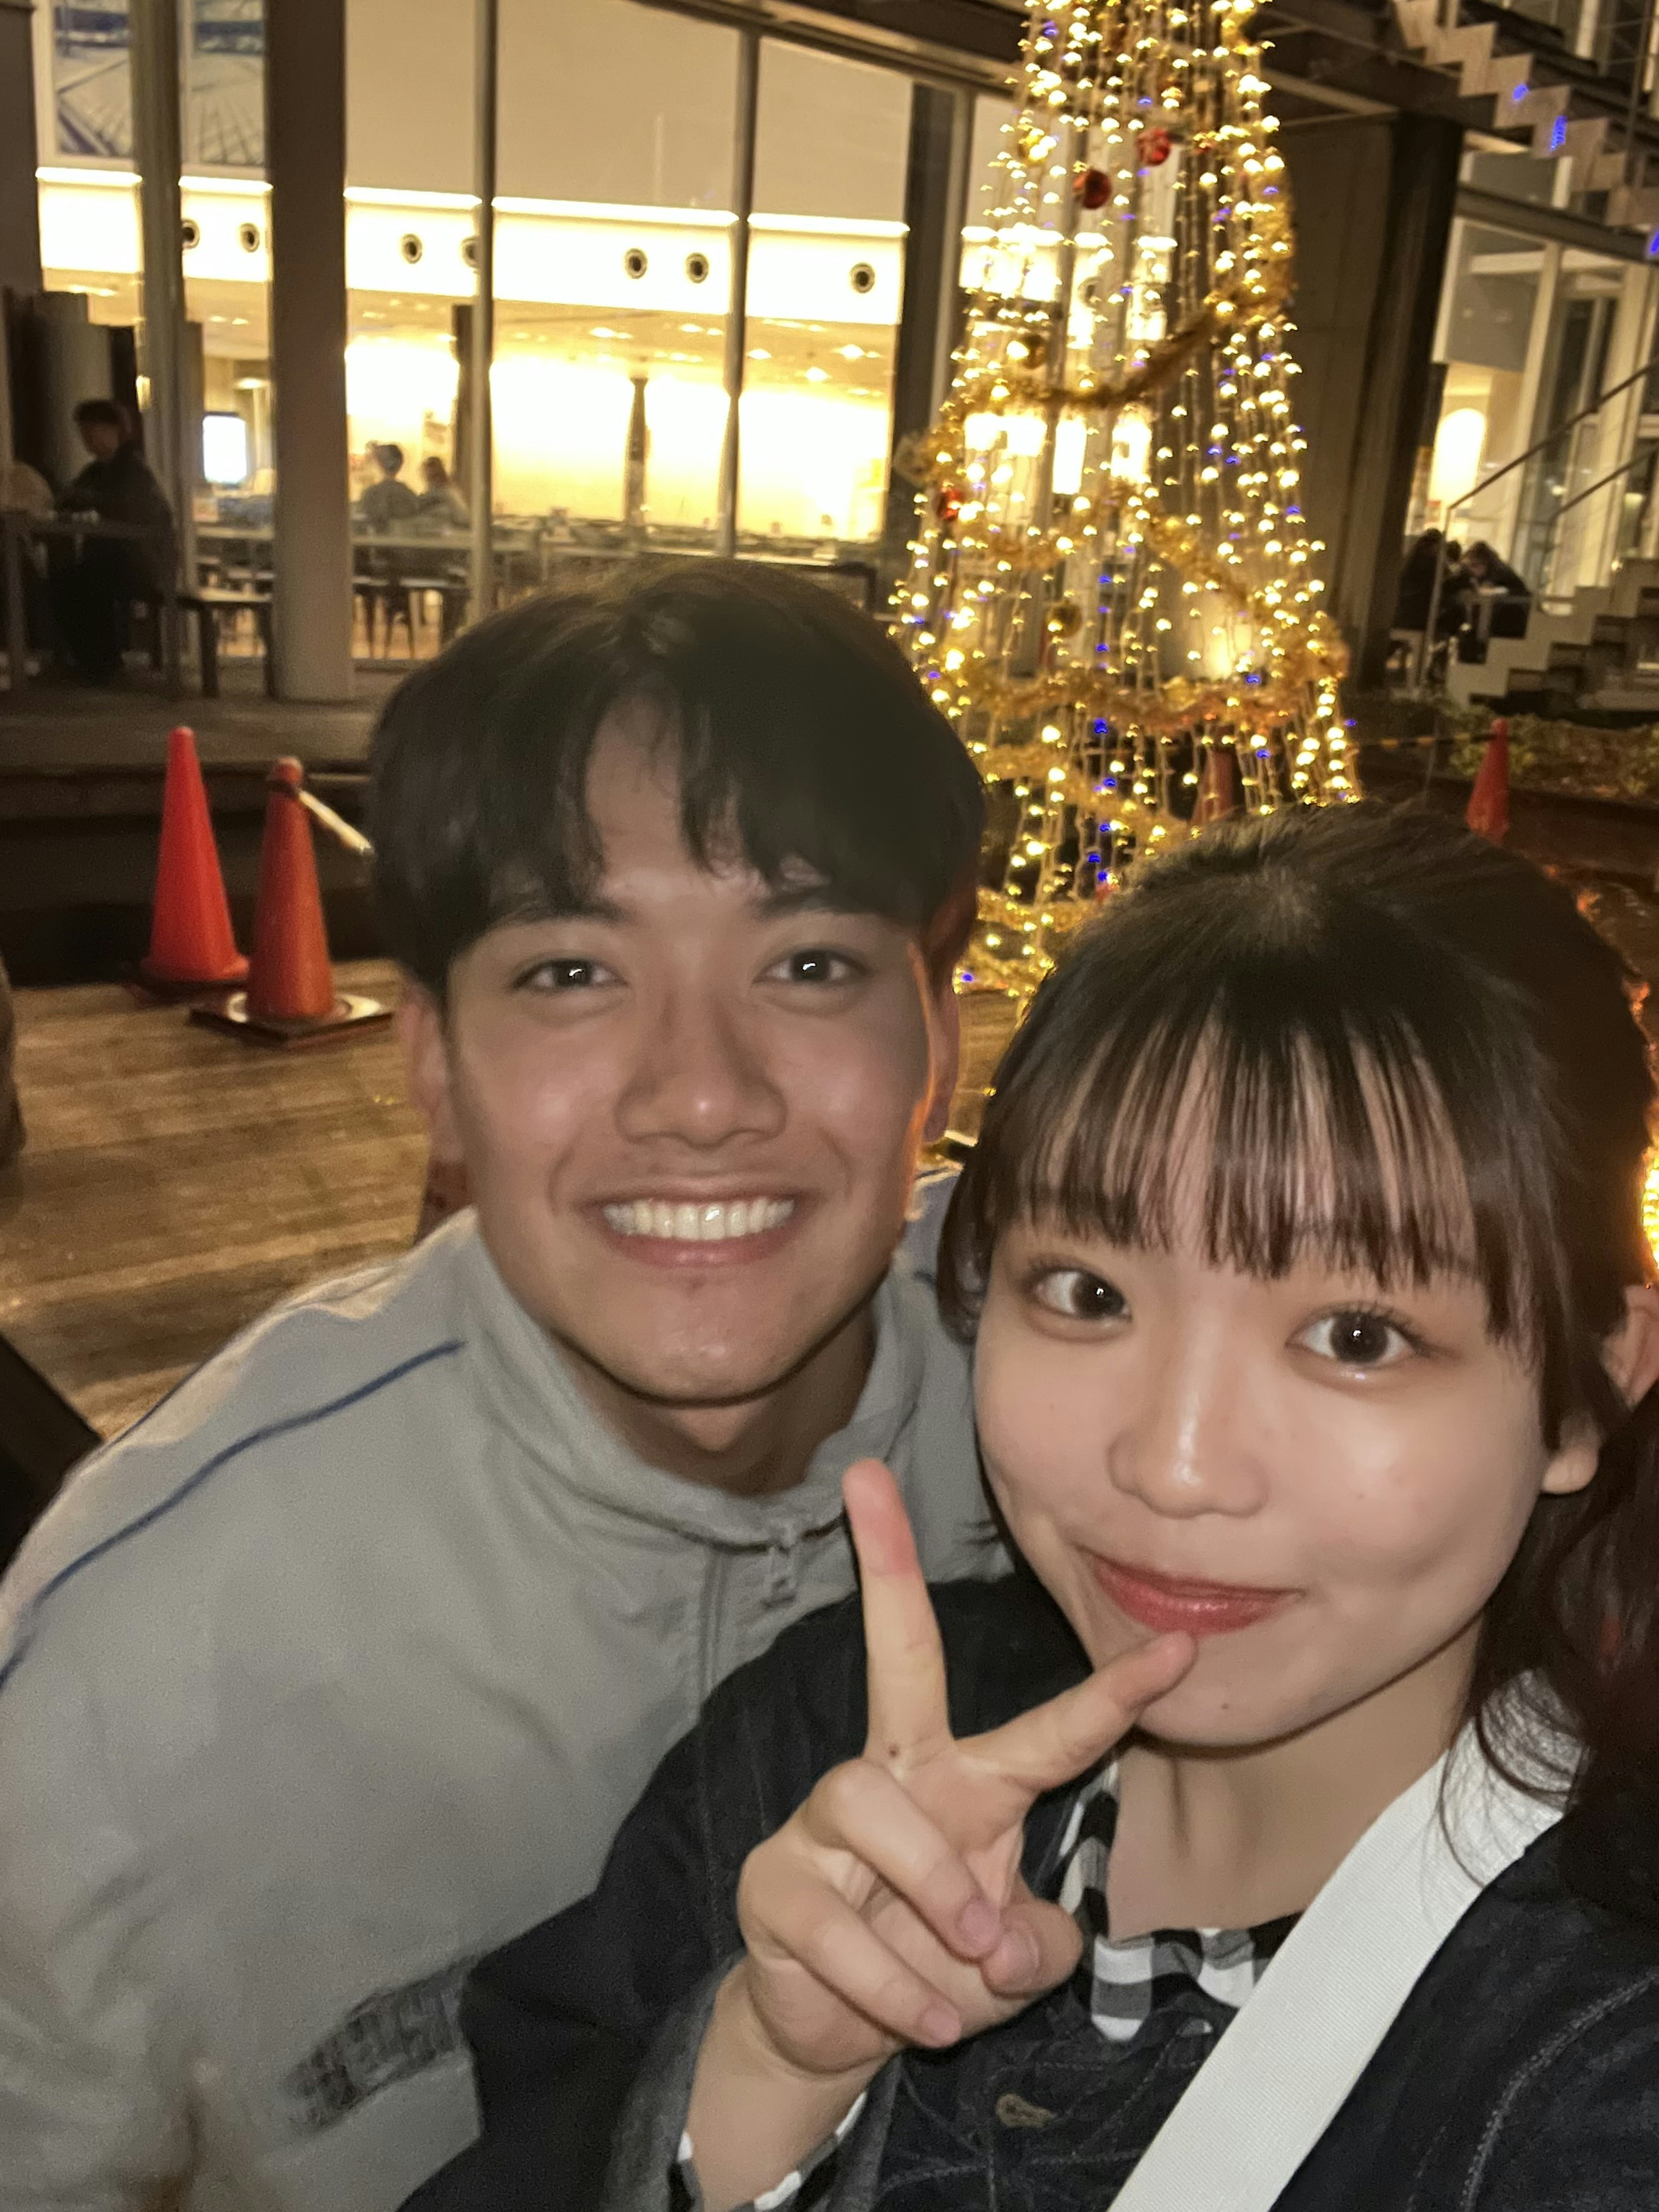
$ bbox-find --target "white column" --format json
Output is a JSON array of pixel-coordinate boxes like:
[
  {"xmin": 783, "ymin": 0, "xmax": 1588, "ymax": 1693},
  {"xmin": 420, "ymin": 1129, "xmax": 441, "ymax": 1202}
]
[
  {"xmin": 470, "ymin": 0, "xmax": 498, "ymax": 622},
  {"xmin": 716, "ymin": 31, "xmax": 760, "ymax": 558},
  {"xmin": 265, "ymin": 0, "xmax": 353, "ymax": 702},
  {"xmin": 129, "ymin": 0, "xmax": 194, "ymax": 595}
]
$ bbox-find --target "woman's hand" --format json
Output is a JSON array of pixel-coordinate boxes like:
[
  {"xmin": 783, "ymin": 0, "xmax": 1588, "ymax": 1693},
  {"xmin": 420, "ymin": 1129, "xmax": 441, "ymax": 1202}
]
[{"xmin": 685, "ymin": 1459, "xmax": 1193, "ymax": 2207}]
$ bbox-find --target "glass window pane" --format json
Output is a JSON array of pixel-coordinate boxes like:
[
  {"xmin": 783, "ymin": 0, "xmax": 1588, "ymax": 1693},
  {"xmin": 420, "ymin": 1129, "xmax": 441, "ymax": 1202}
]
[
  {"xmin": 492, "ymin": 0, "xmax": 737, "ymax": 550},
  {"xmin": 741, "ymin": 45, "xmax": 910, "ymax": 548},
  {"xmin": 1424, "ymin": 221, "xmax": 1547, "ymax": 556}
]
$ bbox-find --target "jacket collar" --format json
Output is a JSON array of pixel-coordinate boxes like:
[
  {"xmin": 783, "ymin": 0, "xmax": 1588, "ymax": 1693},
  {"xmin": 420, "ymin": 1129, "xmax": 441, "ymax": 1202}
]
[{"xmin": 451, "ymin": 1218, "xmax": 931, "ymax": 1548}]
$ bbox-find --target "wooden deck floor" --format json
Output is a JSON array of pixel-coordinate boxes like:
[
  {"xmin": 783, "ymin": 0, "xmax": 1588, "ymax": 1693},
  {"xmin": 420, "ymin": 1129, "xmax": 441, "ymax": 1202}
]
[
  {"xmin": 0, "ymin": 963, "xmax": 428, "ymax": 1440},
  {"xmin": 0, "ymin": 972, "xmax": 1018, "ymax": 1445}
]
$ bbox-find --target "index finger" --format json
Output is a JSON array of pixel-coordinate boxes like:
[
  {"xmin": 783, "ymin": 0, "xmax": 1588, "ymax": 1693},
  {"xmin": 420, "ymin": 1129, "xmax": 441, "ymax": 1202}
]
[
  {"xmin": 966, "ymin": 1632, "xmax": 1195, "ymax": 1802},
  {"xmin": 844, "ymin": 1459, "xmax": 951, "ymax": 1775}
]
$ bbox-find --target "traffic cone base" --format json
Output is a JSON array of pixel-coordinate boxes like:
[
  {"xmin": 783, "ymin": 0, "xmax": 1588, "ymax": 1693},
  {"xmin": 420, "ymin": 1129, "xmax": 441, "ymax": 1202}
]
[
  {"xmin": 190, "ymin": 988, "xmax": 392, "ymax": 1050},
  {"xmin": 193, "ymin": 756, "xmax": 379, "ymax": 1046}
]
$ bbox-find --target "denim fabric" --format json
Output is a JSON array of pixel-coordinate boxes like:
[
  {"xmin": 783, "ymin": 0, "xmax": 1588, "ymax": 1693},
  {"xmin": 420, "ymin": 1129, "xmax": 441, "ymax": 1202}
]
[{"xmin": 410, "ymin": 1576, "xmax": 1659, "ymax": 2212}]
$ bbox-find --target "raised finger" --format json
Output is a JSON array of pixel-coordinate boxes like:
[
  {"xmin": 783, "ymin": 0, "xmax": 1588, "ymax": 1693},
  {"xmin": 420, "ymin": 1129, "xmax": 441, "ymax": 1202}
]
[
  {"xmin": 801, "ymin": 1758, "xmax": 1005, "ymax": 1961},
  {"xmin": 746, "ymin": 1875, "xmax": 963, "ymax": 2050},
  {"xmin": 844, "ymin": 1459, "xmax": 950, "ymax": 1773},
  {"xmin": 968, "ymin": 1632, "xmax": 1195, "ymax": 1799}
]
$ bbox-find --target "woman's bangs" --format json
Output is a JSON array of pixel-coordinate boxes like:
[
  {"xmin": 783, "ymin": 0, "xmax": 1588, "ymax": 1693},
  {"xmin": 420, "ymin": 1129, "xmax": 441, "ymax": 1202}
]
[{"xmin": 986, "ymin": 968, "xmax": 1539, "ymax": 1333}]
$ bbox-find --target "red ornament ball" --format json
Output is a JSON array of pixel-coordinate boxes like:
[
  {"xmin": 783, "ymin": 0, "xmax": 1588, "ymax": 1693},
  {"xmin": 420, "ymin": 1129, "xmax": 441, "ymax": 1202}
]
[
  {"xmin": 1141, "ymin": 126, "xmax": 1173, "ymax": 167},
  {"xmin": 934, "ymin": 486, "xmax": 963, "ymax": 526},
  {"xmin": 1072, "ymin": 167, "xmax": 1112, "ymax": 210}
]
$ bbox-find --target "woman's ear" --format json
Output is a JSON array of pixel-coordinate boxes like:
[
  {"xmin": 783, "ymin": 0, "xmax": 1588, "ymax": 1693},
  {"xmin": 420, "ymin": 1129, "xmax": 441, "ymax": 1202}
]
[{"xmin": 1543, "ymin": 1287, "xmax": 1659, "ymax": 1497}]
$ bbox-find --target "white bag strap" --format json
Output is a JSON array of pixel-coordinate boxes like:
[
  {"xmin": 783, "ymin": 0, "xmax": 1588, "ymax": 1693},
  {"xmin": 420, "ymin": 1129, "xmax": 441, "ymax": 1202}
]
[{"xmin": 1110, "ymin": 1743, "xmax": 1562, "ymax": 2212}]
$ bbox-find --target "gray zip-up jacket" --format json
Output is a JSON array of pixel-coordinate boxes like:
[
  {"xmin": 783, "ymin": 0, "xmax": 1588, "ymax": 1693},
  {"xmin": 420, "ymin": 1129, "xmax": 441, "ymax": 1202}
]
[{"xmin": 0, "ymin": 1182, "xmax": 1000, "ymax": 2212}]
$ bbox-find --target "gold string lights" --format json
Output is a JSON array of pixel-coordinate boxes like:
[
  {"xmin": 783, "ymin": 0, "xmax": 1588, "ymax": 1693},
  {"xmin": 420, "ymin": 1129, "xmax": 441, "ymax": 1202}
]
[{"xmin": 896, "ymin": 0, "xmax": 1356, "ymax": 999}]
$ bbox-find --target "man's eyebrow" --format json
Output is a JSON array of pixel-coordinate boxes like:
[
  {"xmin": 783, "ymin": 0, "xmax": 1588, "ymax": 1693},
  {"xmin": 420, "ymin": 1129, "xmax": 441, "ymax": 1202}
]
[
  {"xmin": 506, "ymin": 896, "xmax": 629, "ymax": 927},
  {"xmin": 754, "ymin": 884, "xmax": 875, "ymax": 921}
]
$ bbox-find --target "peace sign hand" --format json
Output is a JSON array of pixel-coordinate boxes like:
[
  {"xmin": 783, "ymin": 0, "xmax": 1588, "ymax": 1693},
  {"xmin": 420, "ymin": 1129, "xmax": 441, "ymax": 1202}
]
[{"xmin": 691, "ymin": 1461, "xmax": 1194, "ymax": 2198}]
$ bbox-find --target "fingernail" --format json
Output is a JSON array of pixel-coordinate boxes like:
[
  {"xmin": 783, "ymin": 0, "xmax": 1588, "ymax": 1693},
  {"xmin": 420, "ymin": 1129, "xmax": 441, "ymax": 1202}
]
[
  {"xmin": 920, "ymin": 2002, "xmax": 961, "ymax": 2047},
  {"xmin": 998, "ymin": 1927, "xmax": 1041, "ymax": 1987},
  {"xmin": 959, "ymin": 1897, "xmax": 1000, "ymax": 1952}
]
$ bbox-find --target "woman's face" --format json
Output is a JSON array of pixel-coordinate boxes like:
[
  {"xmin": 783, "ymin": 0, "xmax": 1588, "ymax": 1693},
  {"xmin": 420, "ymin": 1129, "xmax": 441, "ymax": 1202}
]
[{"xmin": 974, "ymin": 1207, "xmax": 1600, "ymax": 1751}]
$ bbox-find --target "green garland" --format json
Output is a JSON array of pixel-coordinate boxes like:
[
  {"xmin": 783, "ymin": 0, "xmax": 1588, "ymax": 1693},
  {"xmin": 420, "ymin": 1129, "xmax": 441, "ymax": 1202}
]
[{"xmin": 1445, "ymin": 716, "xmax": 1659, "ymax": 810}]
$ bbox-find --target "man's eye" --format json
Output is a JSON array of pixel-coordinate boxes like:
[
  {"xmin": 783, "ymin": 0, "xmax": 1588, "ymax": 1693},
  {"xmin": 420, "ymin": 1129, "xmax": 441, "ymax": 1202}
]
[
  {"xmin": 518, "ymin": 958, "xmax": 610, "ymax": 991},
  {"xmin": 768, "ymin": 949, "xmax": 858, "ymax": 985},
  {"xmin": 1030, "ymin": 1269, "xmax": 1128, "ymax": 1323},
  {"xmin": 1294, "ymin": 1310, "xmax": 1416, "ymax": 1369}
]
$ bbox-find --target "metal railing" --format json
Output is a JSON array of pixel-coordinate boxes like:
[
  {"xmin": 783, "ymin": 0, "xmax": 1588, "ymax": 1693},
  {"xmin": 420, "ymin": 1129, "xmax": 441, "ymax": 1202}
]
[
  {"xmin": 1420, "ymin": 346, "xmax": 1659, "ymax": 684},
  {"xmin": 1535, "ymin": 441, "xmax": 1656, "ymax": 588}
]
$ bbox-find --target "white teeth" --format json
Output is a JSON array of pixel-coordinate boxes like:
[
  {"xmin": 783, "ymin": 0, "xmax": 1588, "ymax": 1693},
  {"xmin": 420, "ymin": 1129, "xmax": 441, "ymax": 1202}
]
[{"xmin": 602, "ymin": 1198, "xmax": 796, "ymax": 1243}]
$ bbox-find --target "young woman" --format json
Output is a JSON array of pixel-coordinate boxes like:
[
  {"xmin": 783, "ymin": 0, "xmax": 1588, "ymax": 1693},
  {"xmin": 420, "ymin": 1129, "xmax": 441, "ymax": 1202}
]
[{"xmin": 410, "ymin": 801, "xmax": 1659, "ymax": 2212}]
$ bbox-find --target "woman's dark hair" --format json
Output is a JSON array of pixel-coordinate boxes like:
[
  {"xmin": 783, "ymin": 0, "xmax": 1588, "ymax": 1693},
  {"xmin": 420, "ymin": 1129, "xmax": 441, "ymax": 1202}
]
[
  {"xmin": 369, "ymin": 558, "xmax": 984, "ymax": 997},
  {"xmin": 940, "ymin": 802, "xmax": 1659, "ymax": 1814}
]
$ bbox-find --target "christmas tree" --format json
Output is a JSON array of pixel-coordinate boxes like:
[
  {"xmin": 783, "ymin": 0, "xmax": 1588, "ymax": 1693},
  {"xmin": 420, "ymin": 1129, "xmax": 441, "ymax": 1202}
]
[{"xmin": 896, "ymin": 0, "xmax": 1356, "ymax": 1000}]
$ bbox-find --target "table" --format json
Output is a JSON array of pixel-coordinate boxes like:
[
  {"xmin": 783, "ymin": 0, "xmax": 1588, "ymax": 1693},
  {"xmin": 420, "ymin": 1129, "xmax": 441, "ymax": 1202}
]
[{"xmin": 1, "ymin": 512, "xmax": 178, "ymax": 698}]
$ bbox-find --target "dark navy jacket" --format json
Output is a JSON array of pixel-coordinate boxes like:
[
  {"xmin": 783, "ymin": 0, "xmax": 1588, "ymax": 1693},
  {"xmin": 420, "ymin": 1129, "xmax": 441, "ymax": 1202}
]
[{"xmin": 408, "ymin": 1576, "xmax": 1659, "ymax": 2211}]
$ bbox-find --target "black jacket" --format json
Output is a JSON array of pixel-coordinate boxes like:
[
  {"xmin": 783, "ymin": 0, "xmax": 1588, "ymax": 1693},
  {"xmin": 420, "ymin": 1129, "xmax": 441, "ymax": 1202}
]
[
  {"xmin": 409, "ymin": 1577, "xmax": 1659, "ymax": 2212},
  {"xmin": 60, "ymin": 443, "xmax": 175, "ymax": 592}
]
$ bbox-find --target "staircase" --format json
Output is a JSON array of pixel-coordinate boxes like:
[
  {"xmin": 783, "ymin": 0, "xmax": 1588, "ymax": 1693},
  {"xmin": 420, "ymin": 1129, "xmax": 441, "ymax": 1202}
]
[
  {"xmin": 1447, "ymin": 556, "xmax": 1659, "ymax": 714},
  {"xmin": 1392, "ymin": 0, "xmax": 1659, "ymax": 234}
]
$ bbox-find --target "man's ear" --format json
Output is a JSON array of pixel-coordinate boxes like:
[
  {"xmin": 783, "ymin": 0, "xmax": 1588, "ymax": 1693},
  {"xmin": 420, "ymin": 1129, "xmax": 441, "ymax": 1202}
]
[
  {"xmin": 1607, "ymin": 1284, "xmax": 1659, "ymax": 1408},
  {"xmin": 922, "ymin": 960, "xmax": 963, "ymax": 1145},
  {"xmin": 1542, "ymin": 1285, "xmax": 1659, "ymax": 1496},
  {"xmin": 395, "ymin": 980, "xmax": 465, "ymax": 1164}
]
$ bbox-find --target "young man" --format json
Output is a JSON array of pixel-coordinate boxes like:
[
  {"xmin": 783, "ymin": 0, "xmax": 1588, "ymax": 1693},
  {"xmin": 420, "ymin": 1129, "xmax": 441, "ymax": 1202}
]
[
  {"xmin": 0, "ymin": 561, "xmax": 1002, "ymax": 2212},
  {"xmin": 357, "ymin": 442, "xmax": 422, "ymax": 531},
  {"xmin": 52, "ymin": 397, "xmax": 176, "ymax": 683}
]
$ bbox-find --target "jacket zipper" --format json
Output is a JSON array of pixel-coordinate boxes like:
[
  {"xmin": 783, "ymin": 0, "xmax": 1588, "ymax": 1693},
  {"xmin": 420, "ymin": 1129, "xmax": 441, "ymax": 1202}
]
[{"xmin": 698, "ymin": 1547, "xmax": 730, "ymax": 1707}]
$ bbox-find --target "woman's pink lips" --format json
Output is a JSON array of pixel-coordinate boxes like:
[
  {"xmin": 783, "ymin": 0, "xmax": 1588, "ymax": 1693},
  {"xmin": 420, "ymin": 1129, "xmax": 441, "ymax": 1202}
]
[{"xmin": 1089, "ymin": 1554, "xmax": 1296, "ymax": 1637}]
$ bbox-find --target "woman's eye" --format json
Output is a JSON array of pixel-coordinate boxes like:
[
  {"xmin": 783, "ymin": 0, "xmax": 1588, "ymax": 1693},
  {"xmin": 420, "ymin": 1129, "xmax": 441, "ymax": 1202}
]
[
  {"xmin": 1030, "ymin": 1269, "xmax": 1128, "ymax": 1324},
  {"xmin": 767, "ymin": 948, "xmax": 858, "ymax": 985},
  {"xmin": 1296, "ymin": 1310, "xmax": 1416, "ymax": 1369}
]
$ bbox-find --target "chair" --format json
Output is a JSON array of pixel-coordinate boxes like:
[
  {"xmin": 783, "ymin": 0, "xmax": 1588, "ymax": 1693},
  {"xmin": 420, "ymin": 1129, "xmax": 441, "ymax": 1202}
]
[{"xmin": 175, "ymin": 586, "xmax": 276, "ymax": 698}]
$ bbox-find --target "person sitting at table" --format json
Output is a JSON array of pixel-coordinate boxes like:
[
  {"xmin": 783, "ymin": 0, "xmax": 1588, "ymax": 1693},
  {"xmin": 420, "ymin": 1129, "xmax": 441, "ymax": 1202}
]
[
  {"xmin": 52, "ymin": 398, "xmax": 175, "ymax": 685},
  {"xmin": 1461, "ymin": 540, "xmax": 1532, "ymax": 642},
  {"xmin": 1392, "ymin": 528, "xmax": 1464, "ymax": 639},
  {"xmin": 357, "ymin": 443, "xmax": 422, "ymax": 532},
  {"xmin": 416, "ymin": 456, "xmax": 469, "ymax": 532}
]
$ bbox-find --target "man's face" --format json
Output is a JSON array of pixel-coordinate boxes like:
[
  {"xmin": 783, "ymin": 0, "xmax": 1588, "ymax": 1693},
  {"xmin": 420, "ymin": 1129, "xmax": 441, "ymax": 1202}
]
[
  {"xmin": 400, "ymin": 721, "xmax": 960, "ymax": 1417},
  {"xmin": 79, "ymin": 420, "xmax": 122, "ymax": 460}
]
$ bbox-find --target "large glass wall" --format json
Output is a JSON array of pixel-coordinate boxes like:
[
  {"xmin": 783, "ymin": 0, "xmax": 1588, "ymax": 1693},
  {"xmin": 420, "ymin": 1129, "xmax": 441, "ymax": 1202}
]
[
  {"xmin": 31, "ymin": 0, "xmax": 969, "ymax": 645},
  {"xmin": 1414, "ymin": 202, "xmax": 1654, "ymax": 606}
]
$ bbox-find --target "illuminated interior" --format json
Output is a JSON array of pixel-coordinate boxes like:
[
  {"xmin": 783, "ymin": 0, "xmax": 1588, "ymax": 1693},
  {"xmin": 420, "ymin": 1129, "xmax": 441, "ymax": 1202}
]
[{"xmin": 35, "ymin": 168, "xmax": 904, "ymax": 542}]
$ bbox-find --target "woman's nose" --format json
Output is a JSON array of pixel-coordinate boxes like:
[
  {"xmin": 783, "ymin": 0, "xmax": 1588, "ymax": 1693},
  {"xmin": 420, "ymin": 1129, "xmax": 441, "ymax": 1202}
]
[{"xmin": 1106, "ymin": 1328, "xmax": 1268, "ymax": 1520}]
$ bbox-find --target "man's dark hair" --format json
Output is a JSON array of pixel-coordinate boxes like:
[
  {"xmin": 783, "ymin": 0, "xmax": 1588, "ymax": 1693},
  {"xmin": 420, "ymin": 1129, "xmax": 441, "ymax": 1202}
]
[
  {"xmin": 378, "ymin": 443, "xmax": 405, "ymax": 473},
  {"xmin": 369, "ymin": 558, "xmax": 985, "ymax": 998},
  {"xmin": 73, "ymin": 397, "xmax": 127, "ymax": 433}
]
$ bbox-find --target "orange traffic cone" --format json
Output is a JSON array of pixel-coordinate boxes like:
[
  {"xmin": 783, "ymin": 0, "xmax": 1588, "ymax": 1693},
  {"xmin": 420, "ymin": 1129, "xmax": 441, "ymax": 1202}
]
[
  {"xmin": 191, "ymin": 758, "xmax": 389, "ymax": 1047},
  {"xmin": 139, "ymin": 726, "xmax": 248, "ymax": 992},
  {"xmin": 1195, "ymin": 742, "xmax": 1239, "ymax": 825},
  {"xmin": 1466, "ymin": 717, "xmax": 1510, "ymax": 844}
]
